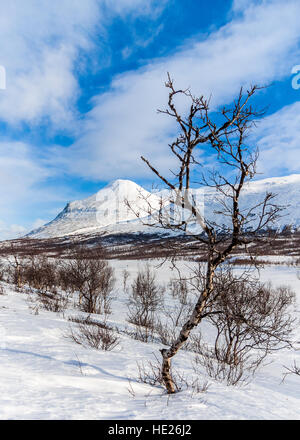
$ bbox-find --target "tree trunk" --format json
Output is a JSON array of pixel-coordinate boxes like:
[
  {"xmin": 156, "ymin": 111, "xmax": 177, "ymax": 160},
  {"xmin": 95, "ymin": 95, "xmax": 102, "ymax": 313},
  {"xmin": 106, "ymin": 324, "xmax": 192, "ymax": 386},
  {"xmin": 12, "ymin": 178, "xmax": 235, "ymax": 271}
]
[
  {"xmin": 160, "ymin": 350, "xmax": 175, "ymax": 393},
  {"xmin": 160, "ymin": 266, "xmax": 215, "ymax": 393}
]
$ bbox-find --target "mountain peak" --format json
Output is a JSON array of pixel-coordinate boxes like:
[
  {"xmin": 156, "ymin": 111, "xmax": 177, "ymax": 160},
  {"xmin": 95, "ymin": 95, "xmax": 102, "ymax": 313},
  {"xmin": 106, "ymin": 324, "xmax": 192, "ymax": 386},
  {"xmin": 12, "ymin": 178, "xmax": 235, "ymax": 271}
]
[
  {"xmin": 104, "ymin": 179, "xmax": 144, "ymax": 192},
  {"xmin": 27, "ymin": 178, "xmax": 161, "ymax": 238},
  {"xmin": 27, "ymin": 174, "xmax": 300, "ymax": 239},
  {"xmin": 107, "ymin": 178, "xmax": 137, "ymax": 187}
]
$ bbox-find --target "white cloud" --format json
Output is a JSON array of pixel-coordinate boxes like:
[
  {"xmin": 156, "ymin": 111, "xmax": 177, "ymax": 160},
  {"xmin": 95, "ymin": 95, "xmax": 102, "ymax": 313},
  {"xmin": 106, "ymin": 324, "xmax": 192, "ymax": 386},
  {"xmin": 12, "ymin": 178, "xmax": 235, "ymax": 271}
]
[
  {"xmin": 0, "ymin": 0, "xmax": 167, "ymax": 129},
  {"xmin": 0, "ymin": 218, "xmax": 49, "ymax": 241},
  {"xmin": 255, "ymin": 101, "xmax": 300, "ymax": 176},
  {"xmin": 0, "ymin": 140, "xmax": 80, "ymax": 239},
  {"xmin": 103, "ymin": 0, "xmax": 168, "ymax": 18},
  {"xmin": 0, "ymin": 141, "xmax": 50, "ymax": 203},
  {"xmin": 56, "ymin": 0, "xmax": 300, "ymax": 181},
  {"xmin": 0, "ymin": 46, "xmax": 79, "ymax": 127},
  {"xmin": 0, "ymin": 0, "xmax": 102, "ymax": 129},
  {"xmin": 231, "ymin": 0, "xmax": 257, "ymax": 13},
  {"xmin": 31, "ymin": 218, "xmax": 48, "ymax": 230},
  {"xmin": 0, "ymin": 222, "xmax": 27, "ymax": 241}
]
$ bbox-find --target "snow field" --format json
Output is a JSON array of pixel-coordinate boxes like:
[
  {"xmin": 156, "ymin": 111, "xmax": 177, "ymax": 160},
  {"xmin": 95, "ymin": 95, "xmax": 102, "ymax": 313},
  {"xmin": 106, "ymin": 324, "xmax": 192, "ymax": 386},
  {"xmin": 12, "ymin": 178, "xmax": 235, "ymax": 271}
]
[{"xmin": 0, "ymin": 259, "xmax": 299, "ymax": 420}]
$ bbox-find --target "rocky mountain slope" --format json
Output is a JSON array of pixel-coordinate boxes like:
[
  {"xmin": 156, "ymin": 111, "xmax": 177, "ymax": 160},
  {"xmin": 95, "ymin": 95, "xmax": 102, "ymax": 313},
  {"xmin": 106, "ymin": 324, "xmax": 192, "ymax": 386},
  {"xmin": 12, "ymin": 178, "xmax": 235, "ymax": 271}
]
[{"xmin": 27, "ymin": 175, "xmax": 300, "ymax": 239}]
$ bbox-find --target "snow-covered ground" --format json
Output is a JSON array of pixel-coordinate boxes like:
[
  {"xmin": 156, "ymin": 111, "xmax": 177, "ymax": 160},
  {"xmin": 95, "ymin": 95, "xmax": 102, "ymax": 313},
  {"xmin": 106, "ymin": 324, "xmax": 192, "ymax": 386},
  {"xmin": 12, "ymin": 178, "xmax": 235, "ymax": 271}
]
[{"xmin": 0, "ymin": 259, "xmax": 299, "ymax": 420}]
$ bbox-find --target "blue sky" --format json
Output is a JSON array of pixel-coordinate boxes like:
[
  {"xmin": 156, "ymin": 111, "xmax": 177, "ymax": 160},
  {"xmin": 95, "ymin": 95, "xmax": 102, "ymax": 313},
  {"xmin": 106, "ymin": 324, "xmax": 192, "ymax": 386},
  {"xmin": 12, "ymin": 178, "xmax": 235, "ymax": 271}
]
[{"xmin": 1, "ymin": 0, "xmax": 300, "ymax": 239}]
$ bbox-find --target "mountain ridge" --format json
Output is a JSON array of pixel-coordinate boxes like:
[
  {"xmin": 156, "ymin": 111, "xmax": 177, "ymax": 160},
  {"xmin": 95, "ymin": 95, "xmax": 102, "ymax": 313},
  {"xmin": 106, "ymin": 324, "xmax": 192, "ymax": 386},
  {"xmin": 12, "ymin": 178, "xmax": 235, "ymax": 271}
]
[{"xmin": 27, "ymin": 174, "xmax": 300, "ymax": 239}]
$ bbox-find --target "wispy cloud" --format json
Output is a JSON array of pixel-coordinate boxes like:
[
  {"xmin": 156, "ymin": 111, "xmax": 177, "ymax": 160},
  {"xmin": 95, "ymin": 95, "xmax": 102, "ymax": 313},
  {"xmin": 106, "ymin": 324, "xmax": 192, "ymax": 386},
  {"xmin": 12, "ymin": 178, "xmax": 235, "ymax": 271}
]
[
  {"xmin": 0, "ymin": 221, "xmax": 27, "ymax": 241},
  {"xmin": 255, "ymin": 101, "xmax": 300, "ymax": 176},
  {"xmin": 0, "ymin": 0, "xmax": 101, "ymax": 129},
  {"xmin": 0, "ymin": 0, "xmax": 167, "ymax": 130},
  {"xmin": 0, "ymin": 140, "xmax": 79, "ymax": 239},
  {"xmin": 54, "ymin": 0, "xmax": 300, "ymax": 181}
]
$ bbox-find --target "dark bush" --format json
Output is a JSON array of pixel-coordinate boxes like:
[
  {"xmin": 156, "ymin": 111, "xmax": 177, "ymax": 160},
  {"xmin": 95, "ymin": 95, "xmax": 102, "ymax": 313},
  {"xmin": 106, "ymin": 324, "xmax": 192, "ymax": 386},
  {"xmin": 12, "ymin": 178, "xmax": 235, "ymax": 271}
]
[
  {"xmin": 68, "ymin": 315, "xmax": 119, "ymax": 351},
  {"xmin": 193, "ymin": 268, "xmax": 296, "ymax": 385},
  {"xmin": 127, "ymin": 265, "xmax": 164, "ymax": 342}
]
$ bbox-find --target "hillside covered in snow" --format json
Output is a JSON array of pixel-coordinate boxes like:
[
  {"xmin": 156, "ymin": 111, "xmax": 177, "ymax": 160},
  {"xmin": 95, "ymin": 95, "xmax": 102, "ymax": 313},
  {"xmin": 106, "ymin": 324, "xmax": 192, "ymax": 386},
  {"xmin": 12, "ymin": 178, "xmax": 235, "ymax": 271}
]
[
  {"xmin": 27, "ymin": 175, "xmax": 300, "ymax": 239},
  {"xmin": 0, "ymin": 259, "xmax": 299, "ymax": 420}
]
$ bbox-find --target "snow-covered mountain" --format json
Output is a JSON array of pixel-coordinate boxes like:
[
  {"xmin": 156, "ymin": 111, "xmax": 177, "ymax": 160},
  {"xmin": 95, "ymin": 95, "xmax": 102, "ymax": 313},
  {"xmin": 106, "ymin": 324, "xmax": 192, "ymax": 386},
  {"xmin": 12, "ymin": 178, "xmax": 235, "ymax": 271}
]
[
  {"xmin": 28, "ymin": 179, "xmax": 163, "ymax": 239},
  {"xmin": 27, "ymin": 175, "xmax": 300, "ymax": 239}
]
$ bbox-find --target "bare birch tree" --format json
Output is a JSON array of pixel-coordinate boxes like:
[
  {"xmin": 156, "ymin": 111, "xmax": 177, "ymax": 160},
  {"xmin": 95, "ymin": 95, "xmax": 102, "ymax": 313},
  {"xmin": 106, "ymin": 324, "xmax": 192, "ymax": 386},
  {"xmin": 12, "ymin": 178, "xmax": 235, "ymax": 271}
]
[{"xmin": 136, "ymin": 74, "xmax": 284, "ymax": 393}]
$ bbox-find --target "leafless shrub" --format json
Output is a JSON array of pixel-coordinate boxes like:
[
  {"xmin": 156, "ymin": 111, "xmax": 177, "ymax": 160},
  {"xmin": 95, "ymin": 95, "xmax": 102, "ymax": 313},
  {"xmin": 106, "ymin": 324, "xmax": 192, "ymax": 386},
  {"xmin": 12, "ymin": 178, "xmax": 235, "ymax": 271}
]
[
  {"xmin": 68, "ymin": 316, "xmax": 119, "ymax": 351},
  {"xmin": 22, "ymin": 256, "xmax": 58, "ymax": 292},
  {"xmin": 7, "ymin": 254, "xmax": 26, "ymax": 288},
  {"xmin": 170, "ymin": 278, "xmax": 188, "ymax": 302},
  {"xmin": 0, "ymin": 261, "xmax": 5, "ymax": 281},
  {"xmin": 28, "ymin": 301, "xmax": 39, "ymax": 315},
  {"xmin": 129, "ymin": 322, "xmax": 156, "ymax": 343},
  {"xmin": 57, "ymin": 261, "xmax": 74, "ymax": 293},
  {"xmin": 191, "ymin": 270, "xmax": 296, "ymax": 385},
  {"xmin": 137, "ymin": 355, "xmax": 164, "ymax": 387},
  {"xmin": 282, "ymin": 361, "xmax": 300, "ymax": 381},
  {"xmin": 193, "ymin": 338, "xmax": 246, "ymax": 386},
  {"xmin": 3, "ymin": 250, "xmax": 115, "ymax": 316},
  {"xmin": 153, "ymin": 278, "xmax": 194, "ymax": 346},
  {"xmin": 122, "ymin": 269, "xmax": 130, "ymax": 292},
  {"xmin": 5, "ymin": 253, "xmax": 59, "ymax": 294},
  {"xmin": 154, "ymin": 319, "xmax": 177, "ymax": 346},
  {"xmin": 127, "ymin": 379, "xmax": 136, "ymax": 398},
  {"xmin": 168, "ymin": 278, "xmax": 193, "ymax": 326},
  {"xmin": 190, "ymin": 377, "xmax": 210, "ymax": 394},
  {"xmin": 63, "ymin": 255, "xmax": 115, "ymax": 314},
  {"xmin": 137, "ymin": 353, "xmax": 209, "ymax": 394},
  {"xmin": 68, "ymin": 314, "xmax": 94, "ymax": 325},
  {"xmin": 34, "ymin": 289, "xmax": 69, "ymax": 313},
  {"xmin": 0, "ymin": 283, "xmax": 4, "ymax": 295},
  {"xmin": 127, "ymin": 265, "xmax": 164, "ymax": 342}
]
